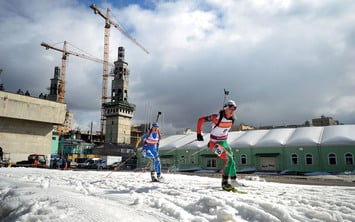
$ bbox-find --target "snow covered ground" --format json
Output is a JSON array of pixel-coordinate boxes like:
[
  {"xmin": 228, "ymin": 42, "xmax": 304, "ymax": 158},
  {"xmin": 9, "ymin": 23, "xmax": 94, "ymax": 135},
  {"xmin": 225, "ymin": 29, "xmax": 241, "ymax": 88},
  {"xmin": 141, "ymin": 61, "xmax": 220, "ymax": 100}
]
[{"xmin": 1, "ymin": 168, "xmax": 355, "ymax": 222}]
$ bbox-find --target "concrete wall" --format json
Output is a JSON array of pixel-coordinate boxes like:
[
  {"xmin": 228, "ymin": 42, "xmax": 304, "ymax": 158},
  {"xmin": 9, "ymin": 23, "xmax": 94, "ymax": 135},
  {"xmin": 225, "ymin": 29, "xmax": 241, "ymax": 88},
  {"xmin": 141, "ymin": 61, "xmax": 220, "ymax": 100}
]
[
  {"xmin": 0, "ymin": 91, "xmax": 66, "ymax": 164},
  {"xmin": 0, "ymin": 91, "xmax": 66, "ymax": 124}
]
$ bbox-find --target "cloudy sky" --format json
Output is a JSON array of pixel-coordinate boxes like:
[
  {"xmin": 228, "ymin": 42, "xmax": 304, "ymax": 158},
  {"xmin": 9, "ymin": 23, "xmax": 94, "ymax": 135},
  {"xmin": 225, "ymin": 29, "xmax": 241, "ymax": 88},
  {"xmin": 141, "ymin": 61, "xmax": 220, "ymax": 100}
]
[{"xmin": 1, "ymin": 0, "xmax": 355, "ymax": 135}]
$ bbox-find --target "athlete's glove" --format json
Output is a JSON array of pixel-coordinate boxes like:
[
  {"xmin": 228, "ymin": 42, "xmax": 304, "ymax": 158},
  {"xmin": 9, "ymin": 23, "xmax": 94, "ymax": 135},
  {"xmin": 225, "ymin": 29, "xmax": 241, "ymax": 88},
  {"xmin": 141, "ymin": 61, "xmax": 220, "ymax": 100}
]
[
  {"xmin": 141, "ymin": 148, "xmax": 146, "ymax": 157},
  {"xmin": 197, "ymin": 133, "xmax": 204, "ymax": 141}
]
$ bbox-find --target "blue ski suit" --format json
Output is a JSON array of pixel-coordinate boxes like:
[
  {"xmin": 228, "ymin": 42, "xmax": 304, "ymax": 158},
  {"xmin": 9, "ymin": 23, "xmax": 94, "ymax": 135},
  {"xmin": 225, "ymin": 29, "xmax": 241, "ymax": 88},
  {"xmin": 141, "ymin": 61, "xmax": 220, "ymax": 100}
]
[{"xmin": 141, "ymin": 128, "xmax": 161, "ymax": 174}]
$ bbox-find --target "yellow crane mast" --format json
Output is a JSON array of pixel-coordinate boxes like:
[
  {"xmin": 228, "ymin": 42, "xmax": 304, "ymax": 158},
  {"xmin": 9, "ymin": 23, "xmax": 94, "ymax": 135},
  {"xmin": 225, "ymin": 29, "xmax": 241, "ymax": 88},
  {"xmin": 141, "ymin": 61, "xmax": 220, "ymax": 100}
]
[
  {"xmin": 41, "ymin": 41, "xmax": 114, "ymax": 136},
  {"xmin": 89, "ymin": 4, "xmax": 149, "ymax": 140},
  {"xmin": 41, "ymin": 41, "xmax": 114, "ymax": 103}
]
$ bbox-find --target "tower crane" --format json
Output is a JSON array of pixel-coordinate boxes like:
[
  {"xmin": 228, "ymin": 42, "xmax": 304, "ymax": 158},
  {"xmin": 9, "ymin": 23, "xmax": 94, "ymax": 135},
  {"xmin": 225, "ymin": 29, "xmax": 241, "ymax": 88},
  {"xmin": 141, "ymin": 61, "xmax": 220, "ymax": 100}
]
[
  {"xmin": 41, "ymin": 41, "xmax": 114, "ymax": 137},
  {"xmin": 41, "ymin": 41, "xmax": 114, "ymax": 103},
  {"xmin": 89, "ymin": 4, "xmax": 149, "ymax": 140}
]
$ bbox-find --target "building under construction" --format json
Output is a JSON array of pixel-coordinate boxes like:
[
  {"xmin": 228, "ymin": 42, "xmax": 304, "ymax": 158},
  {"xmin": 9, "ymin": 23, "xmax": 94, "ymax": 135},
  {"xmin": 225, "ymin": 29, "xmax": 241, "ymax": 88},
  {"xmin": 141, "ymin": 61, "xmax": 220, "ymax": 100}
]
[{"xmin": 94, "ymin": 46, "xmax": 139, "ymax": 158}]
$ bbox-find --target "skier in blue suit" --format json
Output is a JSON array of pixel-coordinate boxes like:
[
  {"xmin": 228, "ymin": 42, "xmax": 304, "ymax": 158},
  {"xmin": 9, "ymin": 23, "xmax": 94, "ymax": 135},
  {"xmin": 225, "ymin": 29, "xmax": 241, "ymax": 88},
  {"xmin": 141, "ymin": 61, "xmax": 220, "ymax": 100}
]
[{"xmin": 137, "ymin": 122, "xmax": 162, "ymax": 182}]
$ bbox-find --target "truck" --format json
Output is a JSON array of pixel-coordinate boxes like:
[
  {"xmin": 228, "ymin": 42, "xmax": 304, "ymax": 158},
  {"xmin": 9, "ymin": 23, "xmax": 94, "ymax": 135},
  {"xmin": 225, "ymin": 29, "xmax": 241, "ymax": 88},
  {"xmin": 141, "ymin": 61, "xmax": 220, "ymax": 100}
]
[
  {"xmin": 78, "ymin": 156, "xmax": 122, "ymax": 170},
  {"xmin": 15, "ymin": 154, "xmax": 47, "ymax": 168},
  {"xmin": 98, "ymin": 155, "xmax": 122, "ymax": 169}
]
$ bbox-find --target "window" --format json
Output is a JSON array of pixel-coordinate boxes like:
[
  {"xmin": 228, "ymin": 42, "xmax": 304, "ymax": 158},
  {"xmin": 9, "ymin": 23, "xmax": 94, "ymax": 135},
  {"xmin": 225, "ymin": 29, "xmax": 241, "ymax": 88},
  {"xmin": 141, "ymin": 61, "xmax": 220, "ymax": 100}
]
[
  {"xmin": 180, "ymin": 155, "xmax": 185, "ymax": 164},
  {"xmin": 305, "ymin": 154, "xmax": 313, "ymax": 165},
  {"xmin": 328, "ymin": 153, "xmax": 337, "ymax": 165},
  {"xmin": 345, "ymin": 153, "xmax": 354, "ymax": 165},
  {"xmin": 291, "ymin": 154, "xmax": 298, "ymax": 165},
  {"xmin": 190, "ymin": 155, "xmax": 195, "ymax": 164},
  {"xmin": 206, "ymin": 158, "xmax": 217, "ymax": 168},
  {"xmin": 240, "ymin": 154, "xmax": 247, "ymax": 165},
  {"xmin": 37, "ymin": 155, "xmax": 46, "ymax": 164}
]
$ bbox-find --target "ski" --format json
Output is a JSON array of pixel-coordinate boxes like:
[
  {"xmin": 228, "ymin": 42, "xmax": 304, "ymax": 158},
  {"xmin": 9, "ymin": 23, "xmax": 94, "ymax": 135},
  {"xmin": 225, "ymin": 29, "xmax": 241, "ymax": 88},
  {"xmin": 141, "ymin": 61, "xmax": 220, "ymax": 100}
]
[
  {"xmin": 222, "ymin": 187, "xmax": 248, "ymax": 194},
  {"xmin": 151, "ymin": 176, "xmax": 164, "ymax": 183},
  {"xmin": 278, "ymin": 191, "xmax": 286, "ymax": 196},
  {"xmin": 231, "ymin": 187, "xmax": 247, "ymax": 194},
  {"xmin": 149, "ymin": 179, "xmax": 167, "ymax": 184}
]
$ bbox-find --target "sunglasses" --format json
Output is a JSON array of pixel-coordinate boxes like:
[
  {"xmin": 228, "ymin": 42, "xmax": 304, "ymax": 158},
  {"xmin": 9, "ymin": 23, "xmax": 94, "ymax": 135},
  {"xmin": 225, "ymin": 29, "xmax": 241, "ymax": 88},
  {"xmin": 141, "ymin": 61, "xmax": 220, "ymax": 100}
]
[{"xmin": 227, "ymin": 105, "xmax": 237, "ymax": 110}]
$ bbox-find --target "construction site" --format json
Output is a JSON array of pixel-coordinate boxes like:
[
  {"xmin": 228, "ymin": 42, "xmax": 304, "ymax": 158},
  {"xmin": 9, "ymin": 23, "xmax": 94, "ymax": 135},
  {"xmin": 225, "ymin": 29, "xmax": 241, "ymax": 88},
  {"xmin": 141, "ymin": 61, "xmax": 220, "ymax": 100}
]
[{"xmin": 0, "ymin": 4, "xmax": 149, "ymax": 167}]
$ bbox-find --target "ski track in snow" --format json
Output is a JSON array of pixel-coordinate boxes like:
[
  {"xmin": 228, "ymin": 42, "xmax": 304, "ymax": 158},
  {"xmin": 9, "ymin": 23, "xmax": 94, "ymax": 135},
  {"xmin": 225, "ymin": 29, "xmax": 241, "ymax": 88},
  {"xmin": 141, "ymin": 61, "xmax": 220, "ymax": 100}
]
[{"xmin": 1, "ymin": 168, "xmax": 355, "ymax": 222}]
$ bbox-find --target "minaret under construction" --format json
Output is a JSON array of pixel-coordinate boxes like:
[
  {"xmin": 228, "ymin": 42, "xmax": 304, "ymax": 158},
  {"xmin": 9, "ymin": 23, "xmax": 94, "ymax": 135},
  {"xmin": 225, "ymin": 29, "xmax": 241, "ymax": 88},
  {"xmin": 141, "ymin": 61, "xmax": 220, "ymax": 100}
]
[
  {"xmin": 104, "ymin": 46, "xmax": 135, "ymax": 144},
  {"xmin": 48, "ymin": 66, "xmax": 61, "ymax": 102}
]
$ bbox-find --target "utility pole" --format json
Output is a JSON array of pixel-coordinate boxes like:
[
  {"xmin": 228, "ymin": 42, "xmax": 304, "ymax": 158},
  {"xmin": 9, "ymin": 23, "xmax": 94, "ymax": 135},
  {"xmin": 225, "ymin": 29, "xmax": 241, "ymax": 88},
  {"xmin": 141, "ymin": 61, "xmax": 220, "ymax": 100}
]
[
  {"xmin": 0, "ymin": 69, "xmax": 4, "ymax": 90},
  {"xmin": 90, "ymin": 121, "xmax": 93, "ymax": 143}
]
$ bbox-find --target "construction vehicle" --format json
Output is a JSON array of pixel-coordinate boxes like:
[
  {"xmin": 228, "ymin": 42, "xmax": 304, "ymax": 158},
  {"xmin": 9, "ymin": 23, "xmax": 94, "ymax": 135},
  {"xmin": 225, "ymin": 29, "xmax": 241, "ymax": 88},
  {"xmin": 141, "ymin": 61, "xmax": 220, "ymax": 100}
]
[{"xmin": 90, "ymin": 4, "xmax": 149, "ymax": 139}]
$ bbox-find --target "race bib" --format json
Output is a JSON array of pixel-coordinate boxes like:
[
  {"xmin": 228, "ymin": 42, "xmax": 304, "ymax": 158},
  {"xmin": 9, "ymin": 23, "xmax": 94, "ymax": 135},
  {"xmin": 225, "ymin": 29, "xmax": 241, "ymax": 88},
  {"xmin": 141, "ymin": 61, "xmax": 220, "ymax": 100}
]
[{"xmin": 213, "ymin": 144, "xmax": 224, "ymax": 156}]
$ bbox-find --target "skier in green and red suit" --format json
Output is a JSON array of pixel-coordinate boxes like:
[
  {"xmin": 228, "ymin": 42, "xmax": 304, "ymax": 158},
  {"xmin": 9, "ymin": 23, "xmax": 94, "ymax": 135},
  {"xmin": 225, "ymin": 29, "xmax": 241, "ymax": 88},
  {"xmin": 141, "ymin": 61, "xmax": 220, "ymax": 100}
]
[{"xmin": 196, "ymin": 100, "xmax": 240, "ymax": 191}]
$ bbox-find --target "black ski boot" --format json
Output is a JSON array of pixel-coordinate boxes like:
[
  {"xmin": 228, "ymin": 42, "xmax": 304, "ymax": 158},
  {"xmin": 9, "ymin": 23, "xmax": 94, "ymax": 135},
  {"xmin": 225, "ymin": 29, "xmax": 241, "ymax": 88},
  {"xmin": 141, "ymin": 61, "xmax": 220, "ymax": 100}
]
[
  {"xmin": 151, "ymin": 171, "xmax": 158, "ymax": 182},
  {"xmin": 222, "ymin": 175, "xmax": 234, "ymax": 191}
]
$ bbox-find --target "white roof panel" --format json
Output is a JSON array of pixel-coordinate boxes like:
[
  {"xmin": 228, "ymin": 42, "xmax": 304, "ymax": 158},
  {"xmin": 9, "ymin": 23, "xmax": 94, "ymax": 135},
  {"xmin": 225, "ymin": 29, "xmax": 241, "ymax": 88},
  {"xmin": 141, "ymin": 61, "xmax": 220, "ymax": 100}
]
[
  {"xmin": 286, "ymin": 127, "xmax": 323, "ymax": 146},
  {"xmin": 321, "ymin": 125, "xmax": 355, "ymax": 145},
  {"xmin": 254, "ymin": 128, "xmax": 296, "ymax": 147},
  {"xmin": 185, "ymin": 133, "xmax": 210, "ymax": 149},
  {"xmin": 230, "ymin": 130, "xmax": 269, "ymax": 148},
  {"xmin": 160, "ymin": 125, "xmax": 355, "ymax": 150},
  {"xmin": 159, "ymin": 134, "xmax": 186, "ymax": 149},
  {"xmin": 160, "ymin": 133, "xmax": 196, "ymax": 150},
  {"xmin": 184, "ymin": 131, "xmax": 246, "ymax": 149},
  {"xmin": 228, "ymin": 131, "xmax": 246, "ymax": 144}
]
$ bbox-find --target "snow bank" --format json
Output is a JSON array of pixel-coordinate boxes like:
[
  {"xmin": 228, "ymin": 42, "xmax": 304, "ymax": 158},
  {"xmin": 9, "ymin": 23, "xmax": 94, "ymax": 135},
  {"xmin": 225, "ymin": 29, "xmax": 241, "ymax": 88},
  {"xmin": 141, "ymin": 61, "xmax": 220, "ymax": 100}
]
[{"xmin": 1, "ymin": 168, "xmax": 355, "ymax": 222}]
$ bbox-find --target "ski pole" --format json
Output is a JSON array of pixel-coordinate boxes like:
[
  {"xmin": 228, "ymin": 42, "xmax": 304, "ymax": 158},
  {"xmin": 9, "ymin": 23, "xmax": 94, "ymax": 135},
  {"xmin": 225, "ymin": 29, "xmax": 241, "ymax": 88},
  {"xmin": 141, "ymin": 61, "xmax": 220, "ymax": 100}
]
[
  {"xmin": 223, "ymin": 88, "xmax": 229, "ymax": 108},
  {"xmin": 155, "ymin": 111, "xmax": 162, "ymax": 122}
]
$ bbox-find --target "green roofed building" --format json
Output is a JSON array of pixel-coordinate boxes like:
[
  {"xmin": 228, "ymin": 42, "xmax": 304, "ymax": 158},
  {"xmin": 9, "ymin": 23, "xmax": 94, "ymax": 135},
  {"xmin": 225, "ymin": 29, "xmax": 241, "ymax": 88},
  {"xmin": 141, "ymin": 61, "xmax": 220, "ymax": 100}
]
[{"xmin": 136, "ymin": 125, "xmax": 355, "ymax": 174}]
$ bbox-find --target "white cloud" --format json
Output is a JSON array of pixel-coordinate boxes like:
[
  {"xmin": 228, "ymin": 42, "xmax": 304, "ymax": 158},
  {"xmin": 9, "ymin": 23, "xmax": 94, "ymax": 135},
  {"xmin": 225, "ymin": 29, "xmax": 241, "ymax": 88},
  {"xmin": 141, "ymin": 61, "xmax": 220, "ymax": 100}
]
[{"xmin": 1, "ymin": 0, "xmax": 355, "ymax": 134}]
